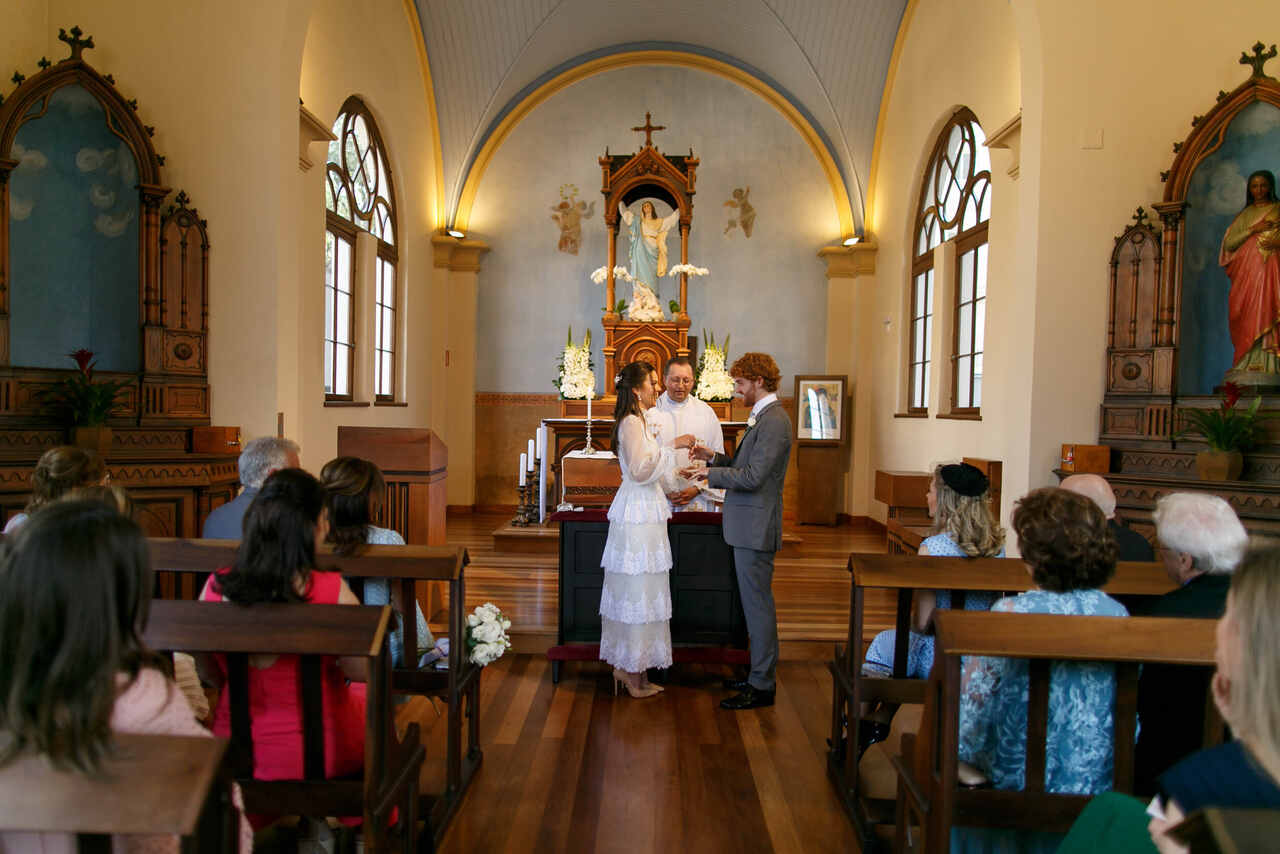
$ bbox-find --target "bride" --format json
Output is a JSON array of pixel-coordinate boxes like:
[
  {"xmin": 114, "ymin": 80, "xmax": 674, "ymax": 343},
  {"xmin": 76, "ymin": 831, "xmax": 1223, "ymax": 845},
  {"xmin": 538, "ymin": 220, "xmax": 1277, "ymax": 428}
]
[{"xmin": 600, "ymin": 360, "xmax": 697, "ymax": 698}]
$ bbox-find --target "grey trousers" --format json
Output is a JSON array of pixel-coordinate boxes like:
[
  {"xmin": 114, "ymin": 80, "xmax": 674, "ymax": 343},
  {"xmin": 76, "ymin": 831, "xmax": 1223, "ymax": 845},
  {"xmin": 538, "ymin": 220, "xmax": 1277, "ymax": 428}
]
[{"xmin": 733, "ymin": 545, "xmax": 779, "ymax": 691}]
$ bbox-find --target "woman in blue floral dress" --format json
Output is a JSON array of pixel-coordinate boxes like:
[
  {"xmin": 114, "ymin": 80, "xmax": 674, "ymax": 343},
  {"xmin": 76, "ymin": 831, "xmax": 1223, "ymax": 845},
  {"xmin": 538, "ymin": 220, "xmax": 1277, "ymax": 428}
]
[{"xmin": 952, "ymin": 487, "xmax": 1128, "ymax": 854}]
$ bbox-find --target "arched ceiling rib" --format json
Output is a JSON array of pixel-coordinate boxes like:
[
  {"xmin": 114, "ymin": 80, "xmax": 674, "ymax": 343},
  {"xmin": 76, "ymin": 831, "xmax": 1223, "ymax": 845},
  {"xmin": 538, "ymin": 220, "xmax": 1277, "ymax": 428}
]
[{"xmin": 414, "ymin": 0, "xmax": 907, "ymax": 234}]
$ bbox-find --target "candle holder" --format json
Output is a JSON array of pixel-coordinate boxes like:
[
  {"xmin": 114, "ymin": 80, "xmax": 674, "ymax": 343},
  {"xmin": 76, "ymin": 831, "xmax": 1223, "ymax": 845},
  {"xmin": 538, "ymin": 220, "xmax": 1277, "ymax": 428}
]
[
  {"xmin": 582, "ymin": 399, "xmax": 596, "ymax": 455},
  {"xmin": 512, "ymin": 464, "xmax": 541, "ymax": 527},
  {"xmin": 512, "ymin": 482, "xmax": 533, "ymax": 526}
]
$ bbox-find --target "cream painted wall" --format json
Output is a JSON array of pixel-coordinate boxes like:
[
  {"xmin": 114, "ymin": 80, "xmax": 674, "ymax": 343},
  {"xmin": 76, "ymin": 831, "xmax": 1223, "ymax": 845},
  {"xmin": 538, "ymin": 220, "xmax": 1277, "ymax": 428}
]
[
  {"xmin": 293, "ymin": 0, "xmax": 442, "ymax": 473},
  {"xmin": 3, "ymin": 1, "xmax": 442, "ymax": 480},
  {"xmin": 857, "ymin": 0, "xmax": 1275, "ymax": 542},
  {"xmin": 855, "ymin": 0, "xmax": 1024, "ymax": 530}
]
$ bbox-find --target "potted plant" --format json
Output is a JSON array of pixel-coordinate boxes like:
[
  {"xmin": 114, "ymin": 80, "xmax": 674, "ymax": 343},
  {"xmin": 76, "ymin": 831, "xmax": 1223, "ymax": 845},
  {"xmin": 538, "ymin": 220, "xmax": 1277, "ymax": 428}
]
[
  {"xmin": 43, "ymin": 349, "xmax": 131, "ymax": 457},
  {"xmin": 1178, "ymin": 382, "xmax": 1268, "ymax": 481}
]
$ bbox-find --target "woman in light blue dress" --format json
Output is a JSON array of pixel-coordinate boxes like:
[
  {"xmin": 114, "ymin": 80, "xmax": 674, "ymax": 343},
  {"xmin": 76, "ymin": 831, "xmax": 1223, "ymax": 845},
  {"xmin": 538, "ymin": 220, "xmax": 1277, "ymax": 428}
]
[
  {"xmin": 863, "ymin": 462, "xmax": 1006, "ymax": 680},
  {"xmin": 951, "ymin": 487, "xmax": 1128, "ymax": 854},
  {"xmin": 320, "ymin": 456, "xmax": 433, "ymax": 667}
]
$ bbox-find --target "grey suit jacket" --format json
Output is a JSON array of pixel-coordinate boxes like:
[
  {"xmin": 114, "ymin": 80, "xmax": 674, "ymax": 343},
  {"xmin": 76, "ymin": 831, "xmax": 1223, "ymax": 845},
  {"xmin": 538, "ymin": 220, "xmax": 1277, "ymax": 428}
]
[{"xmin": 707, "ymin": 400, "xmax": 792, "ymax": 552}]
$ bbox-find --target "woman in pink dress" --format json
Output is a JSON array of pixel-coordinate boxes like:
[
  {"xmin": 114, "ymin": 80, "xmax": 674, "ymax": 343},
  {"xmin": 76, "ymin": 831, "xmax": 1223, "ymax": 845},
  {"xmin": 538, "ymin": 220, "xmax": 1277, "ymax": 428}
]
[
  {"xmin": 0, "ymin": 500, "xmax": 251, "ymax": 854},
  {"xmin": 1222, "ymin": 169, "xmax": 1280, "ymax": 377},
  {"xmin": 199, "ymin": 468, "xmax": 367, "ymax": 812}
]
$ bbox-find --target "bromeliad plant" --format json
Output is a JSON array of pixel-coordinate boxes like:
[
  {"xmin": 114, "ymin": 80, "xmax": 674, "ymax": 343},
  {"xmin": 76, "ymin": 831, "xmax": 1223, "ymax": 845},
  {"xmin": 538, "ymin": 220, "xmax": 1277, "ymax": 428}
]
[
  {"xmin": 1178, "ymin": 382, "xmax": 1269, "ymax": 452},
  {"xmin": 44, "ymin": 349, "xmax": 130, "ymax": 427}
]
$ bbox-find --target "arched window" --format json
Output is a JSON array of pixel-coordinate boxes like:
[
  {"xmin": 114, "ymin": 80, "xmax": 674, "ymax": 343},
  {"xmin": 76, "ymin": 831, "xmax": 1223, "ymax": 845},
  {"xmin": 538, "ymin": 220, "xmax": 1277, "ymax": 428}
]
[
  {"xmin": 909, "ymin": 108, "xmax": 991, "ymax": 413},
  {"xmin": 324, "ymin": 98, "xmax": 398, "ymax": 401}
]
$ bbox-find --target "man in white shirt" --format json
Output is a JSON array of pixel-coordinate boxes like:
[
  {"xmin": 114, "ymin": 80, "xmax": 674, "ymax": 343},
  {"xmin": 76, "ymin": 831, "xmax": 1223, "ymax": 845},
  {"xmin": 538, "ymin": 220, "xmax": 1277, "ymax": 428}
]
[{"xmin": 656, "ymin": 356, "xmax": 726, "ymax": 511}]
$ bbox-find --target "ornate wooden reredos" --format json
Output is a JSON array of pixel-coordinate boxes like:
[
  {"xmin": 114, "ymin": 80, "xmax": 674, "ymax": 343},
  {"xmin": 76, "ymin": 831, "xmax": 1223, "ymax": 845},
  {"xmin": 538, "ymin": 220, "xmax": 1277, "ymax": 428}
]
[
  {"xmin": 1102, "ymin": 43, "xmax": 1280, "ymax": 451},
  {"xmin": 0, "ymin": 27, "xmax": 211, "ymax": 427},
  {"xmin": 598, "ymin": 114, "xmax": 699, "ymax": 396}
]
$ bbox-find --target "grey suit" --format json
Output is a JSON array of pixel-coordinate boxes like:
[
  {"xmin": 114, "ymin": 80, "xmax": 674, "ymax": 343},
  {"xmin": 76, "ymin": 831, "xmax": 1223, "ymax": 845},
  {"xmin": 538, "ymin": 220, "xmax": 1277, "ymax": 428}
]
[{"xmin": 707, "ymin": 400, "xmax": 792, "ymax": 690}]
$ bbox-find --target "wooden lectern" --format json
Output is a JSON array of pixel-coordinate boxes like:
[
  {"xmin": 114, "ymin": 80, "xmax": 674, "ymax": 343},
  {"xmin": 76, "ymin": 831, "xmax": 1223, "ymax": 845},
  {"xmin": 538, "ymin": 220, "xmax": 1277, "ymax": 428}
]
[{"xmin": 336, "ymin": 427, "xmax": 447, "ymax": 545}]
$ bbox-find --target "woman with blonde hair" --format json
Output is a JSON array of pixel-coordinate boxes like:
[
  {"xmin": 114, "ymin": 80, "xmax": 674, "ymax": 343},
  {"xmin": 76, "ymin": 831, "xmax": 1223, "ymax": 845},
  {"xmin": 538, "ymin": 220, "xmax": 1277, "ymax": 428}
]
[{"xmin": 3, "ymin": 445, "xmax": 106, "ymax": 533}]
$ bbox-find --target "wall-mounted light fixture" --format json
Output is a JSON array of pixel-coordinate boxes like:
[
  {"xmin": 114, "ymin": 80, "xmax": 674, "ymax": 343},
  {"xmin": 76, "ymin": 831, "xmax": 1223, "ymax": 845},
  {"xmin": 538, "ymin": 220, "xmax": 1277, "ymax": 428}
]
[
  {"xmin": 447, "ymin": 228, "xmax": 465, "ymax": 239},
  {"xmin": 842, "ymin": 235, "xmax": 861, "ymax": 247}
]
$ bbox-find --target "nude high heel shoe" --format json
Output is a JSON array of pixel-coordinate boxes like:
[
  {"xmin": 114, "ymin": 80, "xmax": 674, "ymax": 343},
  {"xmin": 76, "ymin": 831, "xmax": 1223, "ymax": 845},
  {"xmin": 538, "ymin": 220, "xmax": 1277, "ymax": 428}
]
[{"xmin": 613, "ymin": 668, "xmax": 660, "ymax": 698}]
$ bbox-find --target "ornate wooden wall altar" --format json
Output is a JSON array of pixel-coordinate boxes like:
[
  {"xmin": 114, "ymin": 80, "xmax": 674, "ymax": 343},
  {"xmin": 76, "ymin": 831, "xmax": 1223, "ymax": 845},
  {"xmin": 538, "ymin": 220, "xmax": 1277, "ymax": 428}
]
[
  {"xmin": 597, "ymin": 114, "xmax": 698, "ymax": 396},
  {"xmin": 0, "ymin": 28, "xmax": 236, "ymax": 533},
  {"xmin": 1083, "ymin": 44, "xmax": 1280, "ymax": 537}
]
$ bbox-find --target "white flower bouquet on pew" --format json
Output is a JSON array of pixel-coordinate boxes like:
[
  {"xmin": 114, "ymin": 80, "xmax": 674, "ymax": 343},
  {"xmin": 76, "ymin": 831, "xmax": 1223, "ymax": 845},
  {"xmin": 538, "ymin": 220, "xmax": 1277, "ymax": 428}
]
[{"xmin": 466, "ymin": 602, "xmax": 512, "ymax": 666}]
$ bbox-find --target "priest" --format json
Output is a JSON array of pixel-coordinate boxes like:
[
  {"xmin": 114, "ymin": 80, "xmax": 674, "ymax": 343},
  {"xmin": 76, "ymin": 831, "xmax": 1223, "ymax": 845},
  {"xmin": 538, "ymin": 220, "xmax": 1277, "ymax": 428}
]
[{"xmin": 656, "ymin": 356, "xmax": 726, "ymax": 512}]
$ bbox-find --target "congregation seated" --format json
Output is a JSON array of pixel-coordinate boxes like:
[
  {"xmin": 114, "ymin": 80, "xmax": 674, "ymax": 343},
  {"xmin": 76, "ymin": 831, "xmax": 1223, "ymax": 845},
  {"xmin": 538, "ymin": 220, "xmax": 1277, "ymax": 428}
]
[
  {"xmin": 2, "ymin": 445, "xmax": 105, "ymax": 534},
  {"xmin": 1060, "ymin": 473, "xmax": 1156, "ymax": 561},
  {"xmin": 0, "ymin": 500, "xmax": 250, "ymax": 854},
  {"xmin": 1059, "ymin": 545, "xmax": 1280, "ymax": 854},
  {"xmin": 1132, "ymin": 492, "xmax": 1246, "ymax": 795},
  {"xmin": 201, "ymin": 436, "xmax": 300, "ymax": 539},
  {"xmin": 952, "ymin": 487, "xmax": 1127, "ymax": 853},
  {"xmin": 320, "ymin": 455, "xmax": 433, "ymax": 667},
  {"xmin": 197, "ymin": 468, "xmax": 369, "ymax": 826}
]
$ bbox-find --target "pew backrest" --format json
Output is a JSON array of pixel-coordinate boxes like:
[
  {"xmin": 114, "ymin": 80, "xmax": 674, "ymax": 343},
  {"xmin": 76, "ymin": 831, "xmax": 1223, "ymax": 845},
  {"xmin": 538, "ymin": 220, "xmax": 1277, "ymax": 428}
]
[{"xmin": 849, "ymin": 554, "xmax": 1175, "ymax": 598}]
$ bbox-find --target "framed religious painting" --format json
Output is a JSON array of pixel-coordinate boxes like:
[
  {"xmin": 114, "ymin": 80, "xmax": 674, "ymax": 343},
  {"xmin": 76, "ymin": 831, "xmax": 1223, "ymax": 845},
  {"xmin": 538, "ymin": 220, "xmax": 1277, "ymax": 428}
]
[{"xmin": 794, "ymin": 374, "xmax": 846, "ymax": 444}]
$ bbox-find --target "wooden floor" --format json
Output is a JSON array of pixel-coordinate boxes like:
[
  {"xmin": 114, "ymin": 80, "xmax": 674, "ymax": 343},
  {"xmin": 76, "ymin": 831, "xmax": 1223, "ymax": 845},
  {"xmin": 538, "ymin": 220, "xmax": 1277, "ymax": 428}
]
[
  {"xmin": 405, "ymin": 657, "xmax": 861, "ymax": 854},
  {"xmin": 399, "ymin": 513, "xmax": 896, "ymax": 853}
]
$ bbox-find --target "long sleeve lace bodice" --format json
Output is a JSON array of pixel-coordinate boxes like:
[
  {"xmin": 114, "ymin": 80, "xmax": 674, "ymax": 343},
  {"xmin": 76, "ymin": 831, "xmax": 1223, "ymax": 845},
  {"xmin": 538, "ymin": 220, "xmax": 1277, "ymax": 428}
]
[{"xmin": 617, "ymin": 413, "xmax": 677, "ymax": 489}]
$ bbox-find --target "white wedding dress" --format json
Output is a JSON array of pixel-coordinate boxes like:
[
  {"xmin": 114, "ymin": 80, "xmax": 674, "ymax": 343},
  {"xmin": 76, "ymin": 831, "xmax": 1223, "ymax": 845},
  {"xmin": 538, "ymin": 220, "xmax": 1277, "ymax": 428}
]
[{"xmin": 598, "ymin": 411, "xmax": 678, "ymax": 672}]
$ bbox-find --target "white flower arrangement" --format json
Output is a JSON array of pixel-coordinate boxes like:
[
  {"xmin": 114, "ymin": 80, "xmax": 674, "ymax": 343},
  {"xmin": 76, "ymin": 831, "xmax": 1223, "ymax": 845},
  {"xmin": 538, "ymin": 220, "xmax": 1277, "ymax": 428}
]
[
  {"xmin": 554, "ymin": 327, "xmax": 595, "ymax": 400},
  {"xmin": 590, "ymin": 265, "xmax": 634, "ymax": 284},
  {"xmin": 695, "ymin": 329, "xmax": 735, "ymax": 402},
  {"xmin": 466, "ymin": 602, "xmax": 512, "ymax": 667},
  {"xmin": 668, "ymin": 263, "xmax": 710, "ymax": 277}
]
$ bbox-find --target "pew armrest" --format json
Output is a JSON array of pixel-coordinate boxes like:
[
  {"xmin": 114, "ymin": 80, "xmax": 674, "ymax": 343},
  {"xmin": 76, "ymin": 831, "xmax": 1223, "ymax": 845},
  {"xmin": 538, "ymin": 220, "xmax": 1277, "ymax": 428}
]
[{"xmin": 889, "ymin": 733, "xmax": 930, "ymax": 816}]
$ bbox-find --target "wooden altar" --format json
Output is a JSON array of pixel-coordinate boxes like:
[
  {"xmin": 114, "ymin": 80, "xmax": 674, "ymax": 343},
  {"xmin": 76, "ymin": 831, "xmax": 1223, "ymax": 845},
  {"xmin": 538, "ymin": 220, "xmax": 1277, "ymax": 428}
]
[
  {"xmin": 1076, "ymin": 45, "xmax": 1280, "ymax": 538},
  {"xmin": 0, "ymin": 29, "xmax": 237, "ymax": 534}
]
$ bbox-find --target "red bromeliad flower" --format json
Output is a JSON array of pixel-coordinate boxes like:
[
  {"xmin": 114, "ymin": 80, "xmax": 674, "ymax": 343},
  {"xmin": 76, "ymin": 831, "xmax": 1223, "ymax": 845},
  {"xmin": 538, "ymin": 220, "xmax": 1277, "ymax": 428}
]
[
  {"xmin": 69, "ymin": 349, "xmax": 95, "ymax": 378},
  {"xmin": 1222, "ymin": 381, "xmax": 1243, "ymax": 411}
]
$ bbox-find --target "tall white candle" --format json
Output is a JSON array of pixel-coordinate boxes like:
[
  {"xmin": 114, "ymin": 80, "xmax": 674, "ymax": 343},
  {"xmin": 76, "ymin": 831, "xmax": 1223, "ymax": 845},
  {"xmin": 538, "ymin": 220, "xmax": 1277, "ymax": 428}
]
[
  {"xmin": 519, "ymin": 453, "xmax": 527, "ymax": 485},
  {"xmin": 536, "ymin": 425, "xmax": 546, "ymax": 460},
  {"xmin": 527, "ymin": 438, "xmax": 535, "ymax": 468},
  {"xmin": 586, "ymin": 388, "xmax": 592, "ymax": 424}
]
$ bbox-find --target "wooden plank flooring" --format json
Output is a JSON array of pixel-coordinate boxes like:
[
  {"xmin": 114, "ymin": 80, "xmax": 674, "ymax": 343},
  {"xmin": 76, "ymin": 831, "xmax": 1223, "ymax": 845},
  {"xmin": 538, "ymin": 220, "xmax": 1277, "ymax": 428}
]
[
  {"xmin": 397, "ymin": 513, "xmax": 900, "ymax": 853},
  {"xmin": 404, "ymin": 658, "xmax": 862, "ymax": 854}
]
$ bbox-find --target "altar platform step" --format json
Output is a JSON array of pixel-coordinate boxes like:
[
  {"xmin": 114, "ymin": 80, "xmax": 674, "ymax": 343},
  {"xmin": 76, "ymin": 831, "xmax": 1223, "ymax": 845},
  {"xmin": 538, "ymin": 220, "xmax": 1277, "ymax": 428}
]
[{"xmin": 491, "ymin": 518, "xmax": 803, "ymax": 555}]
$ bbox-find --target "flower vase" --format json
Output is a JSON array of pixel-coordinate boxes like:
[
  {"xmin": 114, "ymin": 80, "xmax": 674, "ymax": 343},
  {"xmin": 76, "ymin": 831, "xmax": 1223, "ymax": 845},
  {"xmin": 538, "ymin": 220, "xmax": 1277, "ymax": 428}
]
[
  {"xmin": 1196, "ymin": 450, "xmax": 1243, "ymax": 481},
  {"xmin": 72, "ymin": 426, "xmax": 113, "ymax": 459}
]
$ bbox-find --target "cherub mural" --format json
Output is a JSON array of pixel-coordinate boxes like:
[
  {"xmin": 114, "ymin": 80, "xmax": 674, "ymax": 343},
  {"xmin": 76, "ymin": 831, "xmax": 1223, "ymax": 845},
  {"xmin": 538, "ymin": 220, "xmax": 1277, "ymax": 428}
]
[
  {"xmin": 723, "ymin": 186, "xmax": 755, "ymax": 237},
  {"xmin": 550, "ymin": 184, "xmax": 596, "ymax": 255}
]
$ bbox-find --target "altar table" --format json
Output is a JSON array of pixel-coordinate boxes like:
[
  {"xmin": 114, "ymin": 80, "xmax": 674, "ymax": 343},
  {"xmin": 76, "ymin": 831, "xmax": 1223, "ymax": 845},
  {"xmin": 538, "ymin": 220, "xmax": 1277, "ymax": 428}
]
[{"xmin": 547, "ymin": 509, "xmax": 748, "ymax": 681}]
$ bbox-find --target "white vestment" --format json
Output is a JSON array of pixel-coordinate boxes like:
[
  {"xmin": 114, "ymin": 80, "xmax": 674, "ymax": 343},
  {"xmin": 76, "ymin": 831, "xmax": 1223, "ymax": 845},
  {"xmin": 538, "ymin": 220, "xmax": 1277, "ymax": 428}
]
[{"xmin": 655, "ymin": 391, "xmax": 727, "ymax": 512}]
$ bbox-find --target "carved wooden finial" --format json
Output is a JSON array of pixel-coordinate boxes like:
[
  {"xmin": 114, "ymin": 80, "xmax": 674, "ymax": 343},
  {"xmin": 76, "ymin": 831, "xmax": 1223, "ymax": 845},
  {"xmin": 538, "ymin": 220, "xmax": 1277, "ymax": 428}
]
[
  {"xmin": 1240, "ymin": 41, "xmax": 1277, "ymax": 78},
  {"xmin": 630, "ymin": 112, "xmax": 666, "ymax": 148},
  {"xmin": 1160, "ymin": 170, "xmax": 1171, "ymax": 182},
  {"xmin": 174, "ymin": 190, "xmax": 190, "ymax": 208},
  {"xmin": 37, "ymin": 57, "xmax": 51, "ymax": 70},
  {"xmin": 57, "ymin": 26, "xmax": 95, "ymax": 61},
  {"xmin": 104, "ymin": 73, "xmax": 114, "ymax": 85},
  {"xmin": 1173, "ymin": 141, "xmax": 1183, "ymax": 154},
  {"xmin": 1132, "ymin": 207, "xmax": 1150, "ymax": 227},
  {"xmin": 11, "ymin": 71, "xmax": 25, "ymax": 85}
]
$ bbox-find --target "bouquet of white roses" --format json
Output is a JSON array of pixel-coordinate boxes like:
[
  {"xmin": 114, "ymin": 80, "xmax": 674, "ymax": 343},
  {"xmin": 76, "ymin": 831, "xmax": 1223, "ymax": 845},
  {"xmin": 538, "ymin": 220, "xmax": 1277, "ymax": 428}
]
[
  {"xmin": 466, "ymin": 602, "xmax": 512, "ymax": 666},
  {"xmin": 554, "ymin": 326, "xmax": 596, "ymax": 399},
  {"xmin": 695, "ymin": 329, "xmax": 735, "ymax": 402}
]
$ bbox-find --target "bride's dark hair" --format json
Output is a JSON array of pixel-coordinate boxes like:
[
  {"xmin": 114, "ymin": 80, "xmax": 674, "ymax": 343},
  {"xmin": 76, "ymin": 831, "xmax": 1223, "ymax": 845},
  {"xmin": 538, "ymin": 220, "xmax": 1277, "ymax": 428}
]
[{"xmin": 611, "ymin": 360, "xmax": 654, "ymax": 451}]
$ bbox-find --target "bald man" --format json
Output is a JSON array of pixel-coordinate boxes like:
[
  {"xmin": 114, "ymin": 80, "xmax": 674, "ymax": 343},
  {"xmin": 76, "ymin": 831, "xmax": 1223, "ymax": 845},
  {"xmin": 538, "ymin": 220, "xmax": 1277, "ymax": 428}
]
[{"xmin": 1060, "ymin": 473, "xmax": 1155, "ymax": 562}]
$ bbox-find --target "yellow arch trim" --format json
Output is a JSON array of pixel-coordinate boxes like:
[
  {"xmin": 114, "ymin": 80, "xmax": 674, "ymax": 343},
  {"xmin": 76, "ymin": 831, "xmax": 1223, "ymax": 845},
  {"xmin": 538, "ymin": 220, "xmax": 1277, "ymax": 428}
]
[
  {"xmin": 453, "ymin": 50, "xmax": 855, "ymax": 236},
  {"xmin": 401, "ymin": 0, "xmax": 445, "ymax": 228},
  {"xmin": 864, "ymin": 0, "xmax": 919, "ymax": 238}
]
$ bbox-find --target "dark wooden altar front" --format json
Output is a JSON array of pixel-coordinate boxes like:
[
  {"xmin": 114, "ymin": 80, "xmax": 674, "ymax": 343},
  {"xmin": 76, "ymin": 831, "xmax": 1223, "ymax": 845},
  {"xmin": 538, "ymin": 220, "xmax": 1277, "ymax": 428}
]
[{"xmin": 547, "ymin": 509, "xmax": 748, "ymax": 681}]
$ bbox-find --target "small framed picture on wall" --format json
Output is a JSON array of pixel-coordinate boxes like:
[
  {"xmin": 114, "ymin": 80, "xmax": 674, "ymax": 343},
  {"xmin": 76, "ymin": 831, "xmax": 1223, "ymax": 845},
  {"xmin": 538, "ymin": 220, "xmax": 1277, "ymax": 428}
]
[{"xmin": 794, "ymin": 375, "xmax": 846, "ymax": 444}]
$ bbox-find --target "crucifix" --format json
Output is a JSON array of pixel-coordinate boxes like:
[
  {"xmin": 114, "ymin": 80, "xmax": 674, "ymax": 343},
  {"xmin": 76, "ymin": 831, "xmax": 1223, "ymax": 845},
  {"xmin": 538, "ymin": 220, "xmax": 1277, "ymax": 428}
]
[{"xmin": 631, "ymin": 112, "xmax": 666, "ymax": 148}]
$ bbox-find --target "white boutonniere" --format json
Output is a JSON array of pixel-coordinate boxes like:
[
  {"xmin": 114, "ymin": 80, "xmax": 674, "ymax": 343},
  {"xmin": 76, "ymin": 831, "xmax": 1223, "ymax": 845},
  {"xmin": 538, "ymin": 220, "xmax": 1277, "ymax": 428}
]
[{"xmin": 747, "ymin": 415, "xmax": 757, "ymax": 428}]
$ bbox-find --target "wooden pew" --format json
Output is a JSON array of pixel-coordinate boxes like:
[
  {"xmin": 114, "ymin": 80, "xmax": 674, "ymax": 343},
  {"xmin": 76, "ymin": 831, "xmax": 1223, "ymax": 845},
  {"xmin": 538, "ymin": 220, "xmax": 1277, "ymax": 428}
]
[
  {"xmin": 827, "ymin": 553, "xmax": 1176, "ymax": 844},
  {"xmin": 143, "ymin": 600, "xmax": 424, "ymax": 854},
  {"xmin": 146, "ymin": 539, "xmax": 478, "ymax": 844},
  {"xmin": 0, "ymin": 734, "xmax": 233, "ymax": 854},
  {"xmin": 891, "ymin": 611, "xmax": 1220, "ymax": 854}
]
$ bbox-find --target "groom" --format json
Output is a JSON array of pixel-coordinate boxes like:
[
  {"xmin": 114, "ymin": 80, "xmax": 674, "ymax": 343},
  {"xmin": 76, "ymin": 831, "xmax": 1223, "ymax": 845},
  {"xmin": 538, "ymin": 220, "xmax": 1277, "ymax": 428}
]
[{"xmin": 690, "ymin": 352, "xmax": 792, "ymax": 710}]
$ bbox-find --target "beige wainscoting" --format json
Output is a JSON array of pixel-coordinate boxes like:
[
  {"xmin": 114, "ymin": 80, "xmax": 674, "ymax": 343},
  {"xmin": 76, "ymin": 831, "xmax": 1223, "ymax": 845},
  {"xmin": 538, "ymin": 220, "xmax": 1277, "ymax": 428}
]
[{"xmin": 474, "ymin": 393, "xmax": 804, "ymax": 519}]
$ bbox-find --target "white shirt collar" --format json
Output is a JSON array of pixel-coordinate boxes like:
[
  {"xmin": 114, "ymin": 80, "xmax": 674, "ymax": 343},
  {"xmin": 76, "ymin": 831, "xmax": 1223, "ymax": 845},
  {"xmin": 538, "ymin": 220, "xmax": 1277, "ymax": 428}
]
[
  {"xmin": 750, "ymin": 392, "xmax": 778, "ymax": 419},
  {"xmin": 659, "ymin": 391, "xmax": 691, "ymax": 409}
]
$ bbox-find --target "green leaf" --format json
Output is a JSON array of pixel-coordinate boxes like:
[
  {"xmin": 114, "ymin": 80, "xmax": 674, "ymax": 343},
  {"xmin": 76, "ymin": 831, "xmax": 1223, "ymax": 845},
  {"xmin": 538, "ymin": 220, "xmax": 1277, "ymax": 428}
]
[{"xmin": 668, "ymin": 300, "xmax": 680, "ymax": 314}]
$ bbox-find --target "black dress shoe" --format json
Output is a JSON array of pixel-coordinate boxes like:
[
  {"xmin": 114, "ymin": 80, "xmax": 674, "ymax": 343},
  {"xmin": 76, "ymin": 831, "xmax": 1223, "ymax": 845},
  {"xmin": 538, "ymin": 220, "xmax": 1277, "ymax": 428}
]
[
  {"xmin": 722, "ymin": 677, "xmax": 750, "ymax": 692},
  {"xmin": 720, "ymin": 685, "xmax": 776, "ymax": 710}
]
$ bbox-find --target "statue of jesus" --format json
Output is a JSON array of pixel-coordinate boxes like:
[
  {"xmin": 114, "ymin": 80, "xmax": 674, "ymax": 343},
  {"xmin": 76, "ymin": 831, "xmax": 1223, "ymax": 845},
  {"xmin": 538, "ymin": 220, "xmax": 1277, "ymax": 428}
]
[{"xmin": 619, "ymin": 201, "xmax": 679, "ymax": 321}]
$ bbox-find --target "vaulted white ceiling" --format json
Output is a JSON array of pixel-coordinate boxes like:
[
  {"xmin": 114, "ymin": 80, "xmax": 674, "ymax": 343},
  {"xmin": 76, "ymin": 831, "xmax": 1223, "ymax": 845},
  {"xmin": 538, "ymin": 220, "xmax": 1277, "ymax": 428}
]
[{"xmin": 413, "ymin": 0, "xmax": 908, "ymax": 234}]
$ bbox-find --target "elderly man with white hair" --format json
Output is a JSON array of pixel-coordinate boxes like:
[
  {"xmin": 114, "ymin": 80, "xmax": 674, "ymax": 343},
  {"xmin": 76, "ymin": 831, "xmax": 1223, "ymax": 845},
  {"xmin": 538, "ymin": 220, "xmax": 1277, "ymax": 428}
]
[
  {"xmin": 1060, "ymin": 473, "xmax": 1155, "ymax": 561},
  {"xmin": 201, "ymin": 436, "xmax": 301, "ymax": 539},
  {"xmin": 1133, "ymin": 491, "xmax": 1247, "ymax": 795}
]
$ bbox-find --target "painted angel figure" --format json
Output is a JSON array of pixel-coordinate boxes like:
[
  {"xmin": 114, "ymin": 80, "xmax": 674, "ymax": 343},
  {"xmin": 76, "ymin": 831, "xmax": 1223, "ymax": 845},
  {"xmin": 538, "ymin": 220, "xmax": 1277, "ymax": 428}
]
[{"xmin": 620, "ymin": 201, "xmax": 679, "ymax": 321}]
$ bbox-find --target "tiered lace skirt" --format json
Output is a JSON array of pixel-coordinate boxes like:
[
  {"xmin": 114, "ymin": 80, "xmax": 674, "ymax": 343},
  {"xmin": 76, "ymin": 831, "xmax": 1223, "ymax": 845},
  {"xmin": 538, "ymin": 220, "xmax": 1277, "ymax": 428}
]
[{"xmin": 598, "ymin": 481, "xmax": 673, "ymax": 672}]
